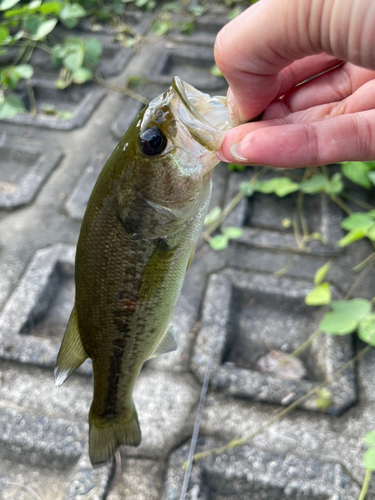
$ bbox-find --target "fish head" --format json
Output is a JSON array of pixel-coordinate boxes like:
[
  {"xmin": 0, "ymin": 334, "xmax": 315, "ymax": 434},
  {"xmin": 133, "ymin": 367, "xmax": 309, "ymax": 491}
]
[{"xmin": 121, "ymin": 77, "xmax": 236, "ymax": 209}]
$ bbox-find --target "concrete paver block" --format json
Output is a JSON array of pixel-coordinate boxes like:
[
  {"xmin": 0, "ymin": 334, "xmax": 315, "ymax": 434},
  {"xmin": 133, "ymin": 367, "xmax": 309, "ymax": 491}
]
[
  {"xmin": 0, "ymin": 140, "xmax": 63, "ymax": 209},
  {"xmin": 192, "ymin": 270, "xmax": 357, "ymax": 415}
]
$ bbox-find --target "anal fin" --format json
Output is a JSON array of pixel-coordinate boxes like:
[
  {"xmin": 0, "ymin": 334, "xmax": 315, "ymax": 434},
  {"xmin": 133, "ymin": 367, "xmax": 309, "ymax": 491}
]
[
  {"xmin": 149, "ymin": 324, "xmax": 178, "ymax": 359},
  {"xmin": 54, "ymin": 306, "xmax": 88, "ymax": 387}
]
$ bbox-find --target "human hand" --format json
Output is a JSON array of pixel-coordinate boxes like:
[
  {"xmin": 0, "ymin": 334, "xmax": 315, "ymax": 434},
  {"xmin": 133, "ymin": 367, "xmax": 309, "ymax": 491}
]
[{"xmin": 215, "ymin": 0, "xmax": 375, "ymax": 168}]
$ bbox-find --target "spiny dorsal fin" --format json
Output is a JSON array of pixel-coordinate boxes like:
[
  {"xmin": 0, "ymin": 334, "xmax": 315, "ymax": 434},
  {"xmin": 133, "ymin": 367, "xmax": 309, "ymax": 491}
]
[
  {"xmin": 54, "ymin": 306, "xmax": 88, "ymax": 387},
  {"xmin": 149, "ymin": 324, "xmax": 177, "ymax": 359}
]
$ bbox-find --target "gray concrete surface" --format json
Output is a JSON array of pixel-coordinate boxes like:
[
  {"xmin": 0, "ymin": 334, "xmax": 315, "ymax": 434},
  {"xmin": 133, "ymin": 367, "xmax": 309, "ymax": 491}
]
[{"xmin": 0, "ymin": 4, "xmax": 375, "ymax": 499}]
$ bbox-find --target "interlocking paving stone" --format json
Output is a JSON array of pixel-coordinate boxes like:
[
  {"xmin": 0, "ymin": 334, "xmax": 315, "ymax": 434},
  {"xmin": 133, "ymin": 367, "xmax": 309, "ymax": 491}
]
[
  {"xmin": 5, "ymin": 83, "xmax": 105, "ymax": 130},
  {"xmin": 146, "ymin": 46, "xmax": 225, "ymax": 90},
  {"xmin": 169, "ymin": 16, "xmax": 227, "ymax": 46},
  {"xmin": 79, "ymin": 10, "xmax": 151, "ymax": 36},
  {"xmin": 0, "ymin": 460, "xmax": 67, "ymax": 500},
  {"xmin": 129, "ymin": 370, "xmax": 199, "ymax": 459},
  {"xmin": 66, "ymin": 455, "xmax": 113, "ymax": 500},
  {"xmin": 65, "ymin": 150, "xmax": 114, "ymax": 220},
  {"xmin": 222, "ymin": 170, "xmax": 344, "ymax": 257},
  {"xmin": 107, "ymin": 458, "xmax": 165, "ymax": 500},
  {"xmin": 0, "ymin": 408, "xmax": 112, "ymax": 500},
  {"xmin": 192, "ymin": 269, "xmax": 357, "ymax": 415},
  {"xmin": 111, "ymin": 98, "xmax": 144, "ymax": 139},
  {"xmin": 0, "ymin": 243, "xmax": 94, "ymax": 373},
  {"xmin": 31, "ymin": 38, "xmax": 134, "ymax": 82},
  {"xmin": 162, "ymin": 438, "xmax": 360, "ymax": 500},
  {"xmin": 0, "ymin": 407, "xmax": 86, "ymax": 468},
  {"xmin": 0, "ymin": 7, "xmax": 374, "ymax": 499},
  {"xmin": 0, "ymin": 140, "xmax": 63, "ymax": 209}
]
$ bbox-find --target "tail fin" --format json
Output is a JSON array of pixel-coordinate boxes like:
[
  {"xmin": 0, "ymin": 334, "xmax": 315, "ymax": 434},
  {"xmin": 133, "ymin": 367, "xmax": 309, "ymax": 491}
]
[
  {"xmin": 54, "ymin": 307, "xmax": 88, "ymax": 387},
  {"xmin": 88, "ymin": 402, "xmax": 141, "ymax": 467}
]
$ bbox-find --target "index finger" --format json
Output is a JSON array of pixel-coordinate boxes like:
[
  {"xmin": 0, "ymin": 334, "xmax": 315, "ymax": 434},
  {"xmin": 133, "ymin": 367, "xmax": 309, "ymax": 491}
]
[{"xmin": 214, "ymin": 0, "xmax": 372, "ymax": 122}]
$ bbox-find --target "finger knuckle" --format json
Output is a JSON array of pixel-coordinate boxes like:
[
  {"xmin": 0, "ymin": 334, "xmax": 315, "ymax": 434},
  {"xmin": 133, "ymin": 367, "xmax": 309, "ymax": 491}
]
[
  {"xmin": 214, "ymin": 26, "xmax": 232, "ymax": 72},
  {"xmin": 305, "ymin": 123, "xmax": 320, "ymax": 166},
  {"xmin": 353, "ymin": 114, "xmax": 374, "ymax": 160}
]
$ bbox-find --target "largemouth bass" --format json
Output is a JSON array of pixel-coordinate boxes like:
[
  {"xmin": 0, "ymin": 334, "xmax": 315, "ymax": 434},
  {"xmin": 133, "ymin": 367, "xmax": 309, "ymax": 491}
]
[{"xmin": 54, "ymin": 77, "xmax": 236, "ymax": 466}]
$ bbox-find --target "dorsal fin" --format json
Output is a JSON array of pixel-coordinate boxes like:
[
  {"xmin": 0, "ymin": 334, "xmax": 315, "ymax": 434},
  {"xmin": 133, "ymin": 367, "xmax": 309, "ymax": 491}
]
[
  {"xmin": 54, "ymin": 306, "xmax": 88, "ymax": 387},
  {"xmin": 149, "ymin": 324, "xmax": 177, "ymax": 359}
]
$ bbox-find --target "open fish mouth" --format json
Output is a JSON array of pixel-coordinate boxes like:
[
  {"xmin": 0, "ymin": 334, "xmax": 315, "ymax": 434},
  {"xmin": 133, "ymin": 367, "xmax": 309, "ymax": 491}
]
[{"xmin": 171, "ymin": 76, "xmax": 235, "ymax": 151}]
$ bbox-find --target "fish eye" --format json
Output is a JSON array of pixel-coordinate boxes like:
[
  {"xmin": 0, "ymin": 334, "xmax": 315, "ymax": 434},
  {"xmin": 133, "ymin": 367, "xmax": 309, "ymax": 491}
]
[{"xmin": 139, "ymin": 126, "xmax": 167, "ymax": 156}]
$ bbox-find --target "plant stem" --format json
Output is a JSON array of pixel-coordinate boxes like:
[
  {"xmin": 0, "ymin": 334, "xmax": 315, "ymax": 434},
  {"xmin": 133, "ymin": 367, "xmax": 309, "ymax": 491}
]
[
  {"xmin": 188, "ymin": 346, "xmax": 371, "ymax": 466},
  {"xmin": 341, "ymin": 192, "xmax": 375, "ymax": 211},
  {"xmin": 292, "ymin": 209, "xmax": 304, "ymax": 250},
  {"xmin": 352, "ymin": 253, "xmax": 375, "ymax": 273},
  {"xmin": 297, "ymin": 190, "xmax": 309, "ymax": 238},
  {"xmin": 94, "ymin": 71, "xmax": 149, "ymax": 105},
  {"xmin": 273, "ymin": 252, "xmax": 295, "ymax": 278},
  {"xmin": 26, "ymin": 81, "xmax": 37, "ymax": 116},
  {"xmin": 345, "ymin": 258, "xmax": 375, "ymax": 299},
  {"xmin": 330, "ymin": 195, "xmax": 352, "ymax": 215},
  {"xmin": 359, "ymin": 469, "xmax": 372, "ymax": 500},
  {"xmin": 276, "ymin": 329, "xmax": 321, "ymax": 367},
  {"xmin": 201, "ymin": 167, "xmax": 269, "ymax": 241},
  {"xmin": 202, "ymin": 190, "xmax": 244, "ymax": 241}
]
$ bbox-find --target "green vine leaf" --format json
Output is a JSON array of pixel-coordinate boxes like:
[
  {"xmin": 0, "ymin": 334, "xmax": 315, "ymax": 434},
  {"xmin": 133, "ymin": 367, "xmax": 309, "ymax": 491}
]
[
  {"xmin": 305, "ymin": 282, "xmax": 331, "ymax": 306},
  {"xmin": 255, "ymin": 177, "xmax": 300, "ymax": 197},
  {"xmin": 299, "ymin": 174, "xmax": 327, "ymax": 194},
  {"xmin": 240, "ymin": 181, "xmax": 255, "ymax": 196},
  {"xmin": 72, "ymin": 67, "xmax": 92, "ymax": 84},
  {"xmin": 341, "ymin": 213, "xmax": 375, "ymax": 232},
  {"xmin": 63, "ymin": 45, "xmax": 84, "ymax": 71},
  {"xmin": 0, "ymin": 0, "xmax": 20, "ymax": 10},
  {"xmin": 210, "ymin": 64, "xmax": 223, "ymax": 77},
  {"xmin": 0, "ymin": 95, "xmax": 25, "ymax": 119},
  {"xmin": 151, "ymin": 19, "xmax": 172, "ymax": 36},
  {"xmin": 320, "ymin": 299, "xmax": 372, "ymax": 335},
  {"xmin": 59, "ymin": 3, "xmax": 86, "ymax": 28},
  {"xmin": 14, "ymin": 63, "xmax": 33, "ymax": 79},
  {"xmin": 228, "ymin": 163, "xmax": 247, "ymax": 172},
  {"xmin": 83, "ymin": 38, "xmax": 103, "ymax": 67},
  {"xmin": 315, "ymin": 388, "xmax": 332, "ymax": 409},
  {"xmin": 363, "ymin": 449, "xmax": 375, "ymax": 471},
  {"xmin": 341, "ymin": 161, "xmax": 373, "ymax": 189},
  {"xmin": 325, "ymin": 172, "xmax": 344, "ymax": 195},
  {"xmin": 204, "ymin": 206, "xmax": 222, "ymax": 226},
  {"xmin": 314, "ymin": 261, "xmax": 331, "ymax": 285},
  {"xmin": 0, "ymin": 25, "xmax": 10, "ymax": 44},
  {"xmin": 33, "ymin": 18, "xmax": 57, "ymax": 39},
  {"xmin": 221, "ymin": 227, "xmax": 243, "ymax": 239},
  {"xmin": 365, "ymin": 431, "xmax": 375, "ymax": 447},
  {"xmin": 337, "ymin": 228, "xmax": 367, "ymax": 247},
  {"xmin": 227, "ymin": 6, "xmax": 242, "ymax": 19},
  {"xmin": 209, "ymin": 234, "xmax": 228, "ymax": 251},
  {"xmin": 358, "ymin": 315, "xmax": 375, "ymax": 346}
]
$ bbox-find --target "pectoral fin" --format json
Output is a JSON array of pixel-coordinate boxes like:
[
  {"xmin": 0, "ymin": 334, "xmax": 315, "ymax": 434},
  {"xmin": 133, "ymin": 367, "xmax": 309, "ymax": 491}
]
[
  {"xmin": 139, "ymin": 238, "xmax": 178, "ymax": 303},
  {"xmin": 54, "ymin": 306, "xmax": 88, "ymax": 387},
  {"xmin": 149, "ymin": 325, "xmax": 177, "ymax": 359}
]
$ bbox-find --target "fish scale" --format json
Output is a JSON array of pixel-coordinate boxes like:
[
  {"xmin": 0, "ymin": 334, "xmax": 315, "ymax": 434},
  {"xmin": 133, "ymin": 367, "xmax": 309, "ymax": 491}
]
[{"xmin": 54, "ymin": 77, "xmax": 236, "ymax": 466}]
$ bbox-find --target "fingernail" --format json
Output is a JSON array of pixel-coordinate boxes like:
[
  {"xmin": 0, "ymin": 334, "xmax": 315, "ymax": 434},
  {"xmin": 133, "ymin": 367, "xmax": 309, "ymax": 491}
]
[
  {"xmin": 216, "ymin": 150, "xmax": 231, "ymax": 163},
  {"xmin": 230, "ymin": 142, "xmax": 250, "ymax": 162},
  {"xmin": 227, "ymin": 89, "xmax": 240, "ymax": 126}
]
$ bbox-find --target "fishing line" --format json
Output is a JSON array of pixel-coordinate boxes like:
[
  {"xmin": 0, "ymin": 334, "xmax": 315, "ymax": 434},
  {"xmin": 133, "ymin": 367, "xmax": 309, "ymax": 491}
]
[{"xmin": 180, "ymin": 333, "xmax": 218, "ymax": 500}]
